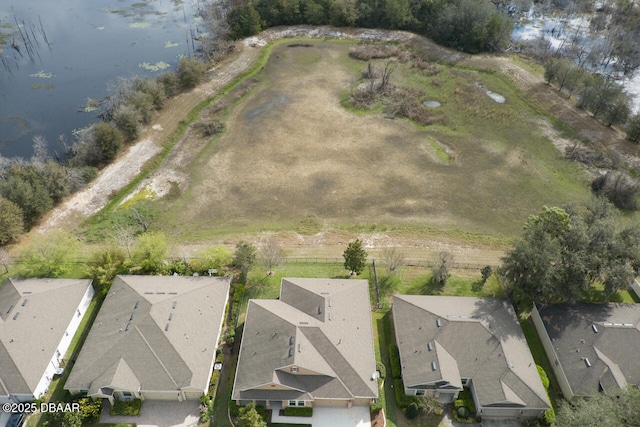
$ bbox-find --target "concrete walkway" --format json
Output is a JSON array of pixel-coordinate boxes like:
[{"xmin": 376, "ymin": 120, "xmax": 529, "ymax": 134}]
[
  {"xmin": 270, "ymin": 403, "xmax": 371, "ymax": 427},
  {"xmin": 99, "ymin": 400, "xmax": 200, "ymax": 427}
]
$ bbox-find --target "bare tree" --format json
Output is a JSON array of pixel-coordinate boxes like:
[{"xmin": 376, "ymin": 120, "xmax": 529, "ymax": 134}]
[
  {"xmin": 259, "ymin": 237, "xmax": 286, "ymax": 276},
  {"xmin": 382, "ymin": 247, "xmax": 406, "ymax": 274},
  {"xmin": 432, "ymin": 250, "xmax": 454, "ymax": 285},
  {"xmin": 379, "ymin": 59, "xmax": 396, "ymax": 93},
  {"xmin": 110, "ymin": 226, "xmax": 136, "ymax": 258},
  {"xmin": 31, "ymin": 135, "xmax": 49, "ymax": 165}
]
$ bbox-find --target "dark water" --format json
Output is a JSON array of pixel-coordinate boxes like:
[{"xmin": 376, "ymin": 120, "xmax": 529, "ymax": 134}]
[{"xmin": 0, "ymin": 0, "xmax": 203, "ymax": 159}]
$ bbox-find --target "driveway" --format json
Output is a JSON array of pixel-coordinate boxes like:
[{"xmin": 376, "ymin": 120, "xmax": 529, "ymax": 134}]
[
  {"xmin": 270, "ymin": 403, "xmax": 371, "ymax": 427},
  {"xmin": 99, "ymin": 400, "xmax": 200, "ymax": 427}
]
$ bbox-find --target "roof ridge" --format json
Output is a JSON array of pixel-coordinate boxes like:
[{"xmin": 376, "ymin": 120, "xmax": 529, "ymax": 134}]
[
  {"xmin": 300, "ymin": 326, "xmax": 373, "ymax": 398},
  {"xmin": 135, "ymin": 322, "xmax": 189, "ymax": 389}
]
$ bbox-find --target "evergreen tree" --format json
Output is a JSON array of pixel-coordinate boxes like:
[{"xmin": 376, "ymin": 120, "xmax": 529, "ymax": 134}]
[{"xmin": 343, "ymin": 238, "xmax": 368, "ymax": 275}]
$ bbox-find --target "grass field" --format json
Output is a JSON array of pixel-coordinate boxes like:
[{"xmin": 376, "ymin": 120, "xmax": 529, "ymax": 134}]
[{"xmin": 139, "ymin": 39, "xmax": 592, "ymax": 244}]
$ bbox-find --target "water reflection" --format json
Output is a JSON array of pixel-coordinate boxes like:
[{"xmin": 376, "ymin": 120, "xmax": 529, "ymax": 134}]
[{"xmin": 0, "ymin": 0, "xmax": 201, "ymax": 159}]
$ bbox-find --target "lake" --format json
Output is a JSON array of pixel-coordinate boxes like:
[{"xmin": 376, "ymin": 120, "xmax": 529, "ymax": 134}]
[{"xmin": 0, "ymin": 0, "xmax": 203, "ymax": 159}]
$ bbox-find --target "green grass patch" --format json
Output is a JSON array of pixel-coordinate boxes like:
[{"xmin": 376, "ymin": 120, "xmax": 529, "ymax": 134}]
[
  {"xmin": 110, "ymin": 399, "xmax": 142, "ymax": 416},
  {"xmin": 283, "ymin": 407, "xmax": 313, "ymax": 417}
]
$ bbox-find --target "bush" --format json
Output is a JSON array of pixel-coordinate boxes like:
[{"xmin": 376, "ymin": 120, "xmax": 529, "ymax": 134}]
[
  {"xmin": 457, "ymin": 406, "xmax": 470, "ymax": 419},
  {"xmin": 157, "ymin": 71, "xmax": 180, "ymax": 97},
  {"xmin": 405, "ymin": 402, "xmax": 419, "ymax": 419},
  {"xmin": 177, "ymin": 58, "xmax": 207, "ymax": 88},
  {"xmin": 376, "ymin": 361, "xmax": 386, "ymax": 379},
  {"xmin": 394, "ymin": 379, "xmax": 419, "ymax": 408},
  {"xmin": 93, "ymin": 122, "xmax": 124, "ymax": 163},
  {"xmin": 110, "ymin": 399, "xmax": 142, "ymax": 416},
  {"xmin": 389, "ymin": 344, "xmax": 402, "ymax": 379},
  {"xmin": 537, "ymin": 365, "xmax": 550, "ymax": 389},
  {"xmin": 543, "ymin": 407, "xmax": 556, "ymax": 425},
  {"xmin": 284, "ymin": 407, "xmax": 313, "ymax": 417},
  {"xmin": 0, "ymin": 196, "xmax": 24, "ymax": 245},
  {"xmin": 113, "ymin": 104, "xmax": 142, "ymax": 141}
]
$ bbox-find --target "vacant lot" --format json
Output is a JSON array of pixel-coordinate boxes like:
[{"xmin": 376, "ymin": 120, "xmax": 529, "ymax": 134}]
[{"xmin": 156, "ymin": 40, "xmax": 589, "ymax": 242}]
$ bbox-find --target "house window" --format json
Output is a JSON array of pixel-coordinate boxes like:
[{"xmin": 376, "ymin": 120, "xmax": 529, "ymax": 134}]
[
  {"xmin": 461, "ymin": 378, "xmax": 469, "ymax": 387},
  {"xmin": 297, "ymin": 401, "xmax": 305, "ymax": 407},
  {"xmin": 292, "ymin": 367, "xmax": 298, "ymax": 373},
  {"xmin": 289, "ymin": 400, "xmax": 297, "ymax": 406},
  {"xmin": 416, "ymin": 390, "xmax": 425, "ymax": 396}
]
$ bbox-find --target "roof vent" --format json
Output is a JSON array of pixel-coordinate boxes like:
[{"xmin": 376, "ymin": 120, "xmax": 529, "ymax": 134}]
[
  {"xmin": 298, "ymin": 344, "xmax": 301, "ymax": 353},
  {"xmin": 129, "ymin": 313, "xmax": 134, "ymax": 321},
  {"xmin": 12, "ymin": 312, "xmax": 20, "ymax": 320},
  {"xmin": 165, "ymin": 323, "xmax": 170, "ymax": 332},
  {"xmin": 125, "ymin": 322, "xmax": 131, "ymax": 331},
  {"xmin": 21, "ymin": 299, "xmax": 28, "ymax": 307},
  {"xmin": 288, "ymin": 347, "xmax": 294, "ymax": 357},
  {"xmin": 328, "ymin": 299, "xmax": 332, "ymax": 307},
  {"xmin": 592, "ymin": 325, "xmax": 598, "ymax": 333},
  {"xmin": 289, "ymin": 336, "xmax": 295, "ymax": 345},
  {"xmin": 172, "ymin": 302, "xmax": 177, "ymax": 309},
  {"xmin": 168, "ymin": 313, "xmax": 173, "ymax": 321},
  {"xmin": 6, "ymin": 305, "xmax": 13, "ymax": 314},
  {"xmin": 318, "ymin": 306, "xmax": 323, "ymax": 315},
  {"xmin": 585, "ymin": 358, "xmax": 591, "ymax": 367},
  {"xmin": 23, "ymin": 291, "xmax": 32, "ymax": 295},
  {"xmin": 427, "ymin": 342, "xmax": 433, "ymax": 351},
  {"xmin": 328, "ymin": 313, "xmax": 332, "ymax": 321},
  {"xmin": 431, "ymin": 361, "xmax": 438, "ymax": 371},
  {"xmin": 509, "ymin": 359, "xmax": 514, "ymax": 368},
  {"xmin": 436, "ymin": 319, "xmax": 442, "ymax": 327},
  {"xmin": 134, "ymin": 301, "xmax": 139, "ymax": 309}
]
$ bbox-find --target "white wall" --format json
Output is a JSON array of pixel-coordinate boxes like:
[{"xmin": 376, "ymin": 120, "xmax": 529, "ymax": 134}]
[
  {"xmin": 631, "ymin": 279, "xmax": 640, "ymax": 300},
  {"xmin": 33, "ymin": 283, "xmax": 95, "ymax": 399},
  {"xmin": 531, "ymin": 304, "xmax": 574, "ymax": 401}
]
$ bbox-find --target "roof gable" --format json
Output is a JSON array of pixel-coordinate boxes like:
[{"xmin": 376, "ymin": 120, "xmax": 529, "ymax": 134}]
[
  {"xmin": 233, "ymin": 278, "xmax": 377, "ymax": 401},
  {"xmin": 535, "ymin": 302, "xmax": 640, "ymax": 396},
  {"xmin": 66, "ymin": 275, "xmax": 230, "ymax": 393},
  {"xmin": 0, "ymin": 278, "xmax": 92, "ymax": 395},
  {"xmin": 394, "ymin": 295, "xmax": 550, "ymax": 410}
]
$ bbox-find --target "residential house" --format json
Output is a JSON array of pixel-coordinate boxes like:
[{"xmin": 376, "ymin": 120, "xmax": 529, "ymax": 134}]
[
  {"xmin": 232, "ymin": 278, "xmax": 378, "ymax": 409},
  {"xmin": 532, "ymin": 302, "xmax": 640, "ymax": 401},
  {"xmin": 65, "ymin": 275, "xmax": 230, "ymax": 403},
  {"xmin": 393, "ymin": 295, "xmax": 550, "ymax": 419},
  {"xmin": 0, "ymin": 278, "xmax": 94, "ymax": 404}
]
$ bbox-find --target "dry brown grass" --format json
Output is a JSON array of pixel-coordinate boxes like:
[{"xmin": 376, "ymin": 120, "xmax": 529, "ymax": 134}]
[{"xmin": 157, "ymin": 41, "xmax": 590, "ymax": 241}]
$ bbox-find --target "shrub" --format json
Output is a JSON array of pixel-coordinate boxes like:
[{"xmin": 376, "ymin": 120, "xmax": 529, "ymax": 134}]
[
  {"xmin": 405, "ymin": 402, "xmax": 419, "ymax": 419},
  {"xmin": 0, "ymin": 196, "xmax": 24, "ymax": 245},
  {"xmin": 93, "ymin": 122, "xmax": 124, "ymax": 163},
  {"xmin": 537, "ymin": 365, "xmax": 550, "ymax": 389},
  {"xmin": 389, "ymin": 344, "xmax": 402, "ymax": 379},
  {"xmin": 394, "ymin": 379, "xmax": 419, "ymax": 408},
  {"xmin": 543, "ymin": 407, "xmax": 556, "ymax": 425},
  {"xmin": 110, "ymin": 399, "xmax": 142, "ymax": 416},
  {"xmin": 113, "ymin": 104, "xmax": 142, "ymax": 141},
  {"xmin": 157, "ymin": 72, "xmax": 180, "ymax": 97},
  {"xmin": 376, "ymin": 361, "xmax": 386, "ymax": 379},
  {"xmin": 177, "ymin": 58, "xmax": 207, "ymax": 88},
  {"xmin": 284, "ymin": 407, "xmax": 313, "ymax": 417},
  {"xmin": 457, "ymin": 406, "xmax": 470, "ymax": 419}
]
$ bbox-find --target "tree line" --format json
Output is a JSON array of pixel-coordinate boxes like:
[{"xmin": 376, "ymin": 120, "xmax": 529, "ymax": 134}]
[
  {"xmin": 226, "ymin": 0, "xmax": 513, "ymax": 54},
  {"xmin": 544, "ymin": 57, "xmax": 640, "ymax": 142}
]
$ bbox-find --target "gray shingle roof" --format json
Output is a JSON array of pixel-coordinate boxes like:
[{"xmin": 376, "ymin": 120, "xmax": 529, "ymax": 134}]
[
  {"xmin": 65, "ymin": 275, "xmax": 230, "ymax": 395},
  {"xmin": 0, "ymin": 278, "xmax": 93, "ymax": 396},
  {"xmin": 232, "ymin": 278, "xmax": 378, "ymax": 401},
  {"xmin": 535, "ymin": 302, "xmax": 640, "ymax": 397},
  {"xmin": 393, "ymin": 295, "xmax": 550, "ymax": 410}
]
